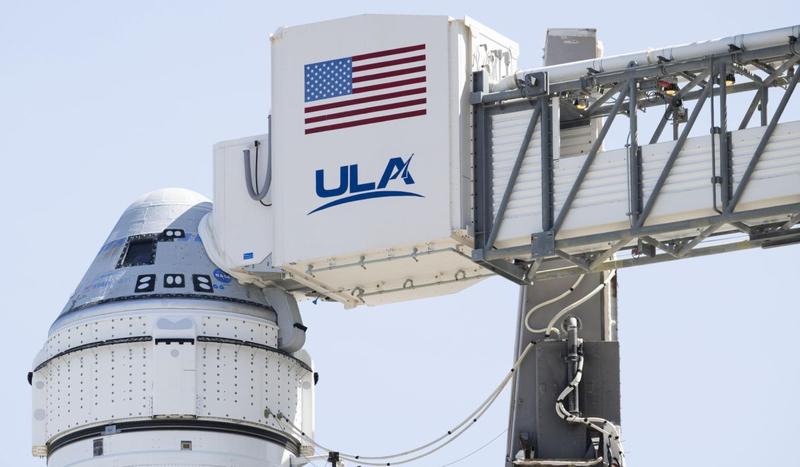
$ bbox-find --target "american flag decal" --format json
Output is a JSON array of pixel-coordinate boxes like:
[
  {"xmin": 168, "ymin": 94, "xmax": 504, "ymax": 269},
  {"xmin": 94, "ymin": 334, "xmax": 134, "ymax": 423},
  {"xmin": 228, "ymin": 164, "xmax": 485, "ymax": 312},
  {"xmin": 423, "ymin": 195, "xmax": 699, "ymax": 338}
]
[{"xmin": 303, "ymin": 44, "xmax": 427, "ymax": 135}]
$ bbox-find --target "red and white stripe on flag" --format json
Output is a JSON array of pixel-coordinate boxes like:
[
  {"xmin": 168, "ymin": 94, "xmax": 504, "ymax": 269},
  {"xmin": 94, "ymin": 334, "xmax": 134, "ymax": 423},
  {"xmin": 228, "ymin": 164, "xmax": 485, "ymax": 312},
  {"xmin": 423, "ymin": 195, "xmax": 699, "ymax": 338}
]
[{"xmin": 304, "ymin": 44, "xmax": 427, "ymax": 135}]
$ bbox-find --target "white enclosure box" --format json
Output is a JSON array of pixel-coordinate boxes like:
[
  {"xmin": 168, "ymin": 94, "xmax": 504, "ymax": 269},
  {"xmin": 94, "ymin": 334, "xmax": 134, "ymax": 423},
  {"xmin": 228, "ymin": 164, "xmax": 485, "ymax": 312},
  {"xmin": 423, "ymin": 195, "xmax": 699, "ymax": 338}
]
[
  {"xmin": 209, "ymin": 135, "xmax": 274, "ymax": 269},
  {"xmin": 209, "ymin": 15, "xmax": 518, "ymax": 307}
]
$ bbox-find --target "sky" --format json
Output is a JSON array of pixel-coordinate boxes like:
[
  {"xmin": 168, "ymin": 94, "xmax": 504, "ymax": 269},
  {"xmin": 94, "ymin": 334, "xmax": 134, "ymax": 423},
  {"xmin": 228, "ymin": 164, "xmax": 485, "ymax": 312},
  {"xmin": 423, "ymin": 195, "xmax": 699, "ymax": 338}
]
[{"xmin": 1, "ymin": 1, "xmax": 799, "ymax": 466}]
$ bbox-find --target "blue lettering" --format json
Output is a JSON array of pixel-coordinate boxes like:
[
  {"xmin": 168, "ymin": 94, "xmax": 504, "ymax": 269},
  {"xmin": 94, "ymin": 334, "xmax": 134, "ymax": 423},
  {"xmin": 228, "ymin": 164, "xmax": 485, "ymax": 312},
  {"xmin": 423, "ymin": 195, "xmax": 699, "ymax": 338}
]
[
  {"xmin": 378, "ymin": 155, "xmax": 415, "ymax": 189},
  {"xmin": 348, "ymin": 164, "xmax": 376, "ymax": 193},
  {"xmin": 315, "ymin": 165, "xmax": 348, "ymax": 198},
  {"xmin": 309, "ymin": 155, "xmax": 422, "ymax": 215}
]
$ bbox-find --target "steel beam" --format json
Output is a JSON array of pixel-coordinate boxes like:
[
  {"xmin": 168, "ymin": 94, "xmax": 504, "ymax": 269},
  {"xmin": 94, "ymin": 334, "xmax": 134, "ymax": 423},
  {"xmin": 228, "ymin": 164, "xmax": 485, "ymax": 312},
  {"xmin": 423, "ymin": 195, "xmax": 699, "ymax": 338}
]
[
  {"xmin": 739, "ymin": 90, "xmax": 763, "ymax": 130},
  {"xmin": 678, "ymin": 71, "xmax": 712, "ymax": 98},
  {"xmin": 533, "ymin": 238, "xmax": 758, "ymax": 280},
  {"xmin": 718, "ymin": 63, "xmax": 731, "ymax": 209},
  {"xmin": 628, "ymin": 79, "xmax": 642, "ymax": 225},
  {"xmin": 554, "ymin": 250, "xmax": 591, "ymax": 272},
  {"xmin": 640, "ymin": 236, "xmax": 679, "ymax": 257},
  {"xmin": 762, "ymin": 55, "xmax": 800, "ymax": 87},
  {"xmin": 487, "ymin": 202, "xmax": 800, "ymax": 262},
  {"xmin": 473, "ymin": 71, "xmax": 494, "ymax": 249},
  {"xmin": 540, "ymin": 99, "xmax": 555, "ymax": 232},
  {"xmin": 480, "ymin": 44, "xmax": 795, "ymax": 105},
  {"xmin": 676, "ymin": 222, "xmax": 724, "ymax": 257},
  {"xmin": 650, "ymin": 106, "xmax": 673, "ymax": 144},
  {"xmin": 589, "ymin": 238, "xmax": 631, "ymax": 270},
  {"xmin": 779, "ymin": 212, "xmax": 800, "ymax": 231},
  {"xmin": 679, "ymin": 71, "xmax": 708, "ymax": 92},
  {"xmin": 583, "ymin": 81, "xmax": 626, "ymax": 116}
]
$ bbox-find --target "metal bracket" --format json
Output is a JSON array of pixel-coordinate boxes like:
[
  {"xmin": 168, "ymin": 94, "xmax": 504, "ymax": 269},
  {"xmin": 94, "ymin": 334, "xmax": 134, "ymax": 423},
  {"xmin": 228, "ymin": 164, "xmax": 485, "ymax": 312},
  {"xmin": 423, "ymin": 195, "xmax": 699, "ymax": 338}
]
[
  {"xmin": 521, "ymin": 72, "xmax": 549, "ymax": 98},
  {"xmin": 533, "ymin": 231, "xmax": 556, "ymax": 257}
]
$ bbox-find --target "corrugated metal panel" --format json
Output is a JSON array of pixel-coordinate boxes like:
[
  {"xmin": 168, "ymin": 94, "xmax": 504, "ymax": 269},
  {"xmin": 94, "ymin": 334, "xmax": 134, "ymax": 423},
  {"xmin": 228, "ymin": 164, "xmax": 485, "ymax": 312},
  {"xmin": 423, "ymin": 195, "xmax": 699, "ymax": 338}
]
[
  {"xmin": 490, "ymin": 109, "xmax": 543, "ymax": 245},
  {"xmin": 554, "ymin": 141, "xmax": 629, "ymax": 238},
  {"xmin": 733, "ymin": 120, "xmax": 800, "ymax": 210},
  {"xmin": 488, "ymin": 114, "xmax": 800, "ymax": 248},
  {"xmin": 641, "ymin": 134, "xmax": 720, "ymax": 226},
  {"xmin": 490, "ymin": 112, "xmax": 603, "ymax": 245}
]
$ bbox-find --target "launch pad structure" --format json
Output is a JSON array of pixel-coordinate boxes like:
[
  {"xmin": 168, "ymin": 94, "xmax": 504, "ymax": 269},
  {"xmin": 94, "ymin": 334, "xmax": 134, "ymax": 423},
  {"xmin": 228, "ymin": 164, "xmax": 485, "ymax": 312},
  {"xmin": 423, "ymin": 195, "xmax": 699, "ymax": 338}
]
[{"xmin": 29, "ymin": 14, "xmax": 800, "ymax": 467}]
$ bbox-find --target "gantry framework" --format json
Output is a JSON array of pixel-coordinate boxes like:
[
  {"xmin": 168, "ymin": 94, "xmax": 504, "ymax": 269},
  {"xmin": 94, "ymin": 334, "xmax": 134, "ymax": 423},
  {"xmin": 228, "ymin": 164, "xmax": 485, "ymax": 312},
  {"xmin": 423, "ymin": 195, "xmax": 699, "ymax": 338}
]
[{"xmin": 471, "ymin": 37, "xmax": 800, "ymax": 283}]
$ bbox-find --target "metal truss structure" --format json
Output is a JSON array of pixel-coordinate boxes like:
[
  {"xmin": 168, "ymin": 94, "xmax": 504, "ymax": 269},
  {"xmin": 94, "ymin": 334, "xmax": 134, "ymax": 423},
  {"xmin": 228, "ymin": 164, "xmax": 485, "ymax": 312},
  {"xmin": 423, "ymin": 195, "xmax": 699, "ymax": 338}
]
[{"xmin": 472, "ymin": 38, "xmax": 800, "ymax": 283}]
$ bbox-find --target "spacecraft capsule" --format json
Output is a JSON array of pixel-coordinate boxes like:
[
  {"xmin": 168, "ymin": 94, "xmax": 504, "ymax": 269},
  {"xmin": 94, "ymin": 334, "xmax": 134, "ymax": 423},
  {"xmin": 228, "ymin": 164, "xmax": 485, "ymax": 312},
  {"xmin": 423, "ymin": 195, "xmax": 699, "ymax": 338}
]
[{"xmin": 30, "ymin": 188, "xmax": 314, "ymax": 467}]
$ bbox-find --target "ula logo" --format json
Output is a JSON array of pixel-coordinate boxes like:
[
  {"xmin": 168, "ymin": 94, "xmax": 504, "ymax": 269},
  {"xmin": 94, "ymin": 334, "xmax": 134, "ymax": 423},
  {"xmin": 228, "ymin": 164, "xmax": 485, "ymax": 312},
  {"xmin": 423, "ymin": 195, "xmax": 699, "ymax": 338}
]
[{"xmin": 308, "ymin": 155, "xmax": 423, "ymax": 214}]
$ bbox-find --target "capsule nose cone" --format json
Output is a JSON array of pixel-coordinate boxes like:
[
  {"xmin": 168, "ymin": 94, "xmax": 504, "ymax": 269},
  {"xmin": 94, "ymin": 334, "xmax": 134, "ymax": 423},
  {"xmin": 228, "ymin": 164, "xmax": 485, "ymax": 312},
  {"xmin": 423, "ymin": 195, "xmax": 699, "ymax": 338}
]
[
  {"xmin": 53, "ymin": 187, "xmax": 271, "ymax": 329},
  {"xmin": 128, "ymin": 188, "xmax": 211, "ymax": 210}
]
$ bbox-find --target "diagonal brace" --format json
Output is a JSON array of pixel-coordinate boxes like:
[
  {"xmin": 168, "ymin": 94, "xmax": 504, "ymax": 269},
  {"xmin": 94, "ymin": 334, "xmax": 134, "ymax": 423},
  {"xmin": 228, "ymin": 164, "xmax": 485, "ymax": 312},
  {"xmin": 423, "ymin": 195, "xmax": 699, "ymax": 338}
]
[
  {"xmin": 676, "ymin": 223, "xmax": 724, "ymax": 258},
  {"xmin": 589, "ymin": 238, "xmax": 631, "ymax": 271},
  {"xmin": 728, "ymin": 67, "xmax": 800, "ymax": 213},
  {"xmin": 636, "ymin": 82, "xmax": 713, "ymax": 229},
  {"xmin": 485, "ymin": 104, "xmax": 542, "ymax": 250},
  {"xmin": 552, "ymin": 85, "xmax": 630, "ymax": 235},
  {"xmin": 640, "ymin": 236, "xmax": 680, "ymax": 257}
]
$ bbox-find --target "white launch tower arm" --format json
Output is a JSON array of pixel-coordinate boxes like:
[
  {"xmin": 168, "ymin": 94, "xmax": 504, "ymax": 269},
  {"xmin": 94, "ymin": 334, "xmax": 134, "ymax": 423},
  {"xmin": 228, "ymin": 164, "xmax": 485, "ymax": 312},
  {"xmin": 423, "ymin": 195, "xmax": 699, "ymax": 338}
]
[{"xmin": 204, "ymin": 15, "xmax": 800, "ymax": 307}]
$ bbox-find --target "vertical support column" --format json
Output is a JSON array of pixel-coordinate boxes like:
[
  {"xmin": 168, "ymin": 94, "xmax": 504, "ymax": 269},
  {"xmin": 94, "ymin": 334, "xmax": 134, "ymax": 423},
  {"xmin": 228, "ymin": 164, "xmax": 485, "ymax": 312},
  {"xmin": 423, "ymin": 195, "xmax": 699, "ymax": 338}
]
[
  {"xmin": 506, "ymin": 271, "xmax": 620, "ymax": 464},
  {"xmin": 760, "ymin": 86, "xmax": 769, "ymax": 127},
  {"xmin": 718, "ymin": 63, "xmax": 732, "ymax": 208},
  {"xmin": 627, "ymin": 79, "xmax": 641, "ymax": 226},
  {"xmin": 540, "ymin": 98, "xmax": 554, "ymax": 232},
  {"xmin": 507, "ymin": 29, "xmax": 620, "ymax": 466},
  {"xmin": 472, "ymin": 70, "xmax": 493, "ymax": 249}
]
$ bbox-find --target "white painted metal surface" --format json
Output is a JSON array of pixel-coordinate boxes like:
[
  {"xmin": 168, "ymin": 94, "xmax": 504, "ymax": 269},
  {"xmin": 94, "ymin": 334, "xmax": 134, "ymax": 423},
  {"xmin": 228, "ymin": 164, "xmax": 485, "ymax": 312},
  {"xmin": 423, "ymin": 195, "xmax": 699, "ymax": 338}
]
[
  {"xmin": 32, "ymin": 302, "xmax": 315, "ymax": 465},
  {"xmin": 209, "ymin": 15, "xmax": 518, "ymax": 307},
  {"xmin": 493, "ymin": 25, "xmax": 800, "ymax": 89},
  {"xmin": 210, "ymin": 135, "xmax": 273, "ymax": 270},
  {"xmin": 47, "ymin": 431, "xmax": 294, "ymax": 467},
  {"xmin": 492, "ymin": 119, "xmax": 800, "ymax": 250},
  {"xmin": 208, "ymin": 15, "xmax": 800, "ymax": 307},
  {"xmin": 32, "ymin": 188, "xmax": 315, "ymax": 466}
]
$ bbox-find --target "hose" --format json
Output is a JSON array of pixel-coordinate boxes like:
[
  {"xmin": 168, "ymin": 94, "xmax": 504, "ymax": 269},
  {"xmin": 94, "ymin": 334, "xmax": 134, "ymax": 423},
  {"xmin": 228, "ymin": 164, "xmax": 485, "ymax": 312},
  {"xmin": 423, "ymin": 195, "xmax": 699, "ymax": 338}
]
[
  {"xmin": 244, "ymin": 137, "xmax": 272, "ymax": 201},
  {"xmin": 267, "ymin": 342, "xmax": 537, "ymax": 465},
  {"xmin": 554, "ymin": 355, "xmax": 625, "ymax": 466},
  {"xmin": 524, "ymin": 275, "xmax": 585, "ymax": 334},
  {"xmin": 525, "ymin": 271, "xmax": 616, "ymax": 337}
]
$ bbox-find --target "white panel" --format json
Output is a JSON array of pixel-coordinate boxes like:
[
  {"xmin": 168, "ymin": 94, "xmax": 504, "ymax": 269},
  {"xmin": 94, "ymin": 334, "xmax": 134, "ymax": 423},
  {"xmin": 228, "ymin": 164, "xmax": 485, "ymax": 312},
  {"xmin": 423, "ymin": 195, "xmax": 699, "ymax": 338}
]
[
  {"xmin": 487, "ymin": 111, "xmax": 800, "ymax": 250},
  {"xmin": 200, "ymin": 315, "xmax": 279, "ymax": 346},
  {"xmin": 45, "ymin": 315, "xmax": 149, "ymax": 360},
  {"xmin": 35, "ymin": 309, "xmax": 308, "ymax": 455},
  {"xmin": 642, "ymin": 134, "xmax": 720, "ymax": 225},
  {"xmin": 47, "ymin": 430, "xmax": 289, "ymax": 467},
  {"xmin": 490, "ymin": 109, "xmax": 544, "ymax": 245},
  {"xmin": 152, "ymin": 342, "xmax": 197, "ymax": 416},
  {"xmin": 272, "ymin": 15, "xmax": 457, "ymax": 266},
  {"xmin": 295, "ymin": 350, "xmax": 316, "ymax": 456},
  {"xmin": 554, "ymin": 144, "xmax": 629, "ymax": 237},
  {"xmin": 282, "ymin": 239, "xmax": 490, "ymax": 307},
  {"xmin": 732, "ymin": 120, "xmax": 800, "ymax": 210},
  {"xmin": 45, "ymin": 341, "xmax": 152, "ymax": 437},
  {"xmin": 31, "ymin": 371, "xmax": 47, "ymax": 456},
  {"xmin": 208, "ymin": 16, "xmax": 518, "ymax": 306},
  {"xmin": 212, "ymin": 135, "xmax": 274, "ymax": 268},
  {"xmin": 491, "ymin": 110, "xmax": 612, "ymax": 246},
  {"xmin": 197, "ymin": 342, "xmax": 308, "ymax": 433}
]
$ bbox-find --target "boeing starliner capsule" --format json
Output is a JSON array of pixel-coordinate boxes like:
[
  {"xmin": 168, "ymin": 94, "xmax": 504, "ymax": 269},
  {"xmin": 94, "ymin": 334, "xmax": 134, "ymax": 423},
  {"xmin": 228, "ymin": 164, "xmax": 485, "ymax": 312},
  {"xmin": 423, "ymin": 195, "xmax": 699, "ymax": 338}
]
[{"xmin": 30, "ymin": 188, "xmax": 315, "ymax": 467}]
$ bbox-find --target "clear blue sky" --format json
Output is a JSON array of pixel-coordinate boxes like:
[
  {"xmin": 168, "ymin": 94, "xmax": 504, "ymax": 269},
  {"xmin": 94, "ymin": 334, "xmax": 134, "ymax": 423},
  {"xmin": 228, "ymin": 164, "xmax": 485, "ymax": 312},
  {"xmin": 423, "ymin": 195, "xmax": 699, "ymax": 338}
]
[{"xmin": 2, "ymin": 1, "xmax": 798, "ymax": 466}]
